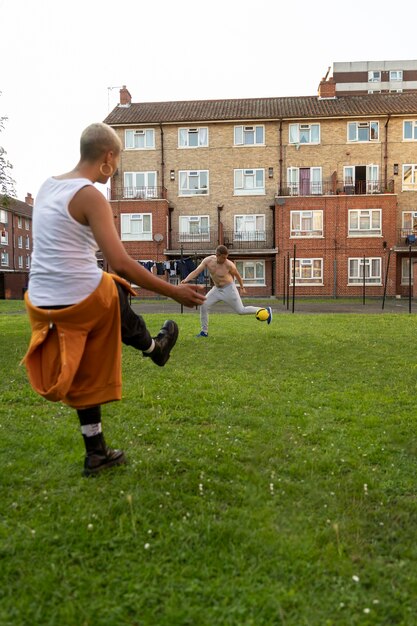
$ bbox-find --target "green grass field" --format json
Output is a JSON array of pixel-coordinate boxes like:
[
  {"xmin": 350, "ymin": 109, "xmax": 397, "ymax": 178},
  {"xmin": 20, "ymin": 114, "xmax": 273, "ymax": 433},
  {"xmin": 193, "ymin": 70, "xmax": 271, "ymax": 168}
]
[{"xmin": 0, "ymin": 303, "xmax": 416, "ymax": 625}]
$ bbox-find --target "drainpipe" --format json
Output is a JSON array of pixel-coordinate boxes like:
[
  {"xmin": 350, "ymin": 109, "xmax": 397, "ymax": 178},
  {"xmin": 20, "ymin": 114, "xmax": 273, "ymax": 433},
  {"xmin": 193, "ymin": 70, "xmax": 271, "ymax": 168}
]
[
  {"xmin": 278, "ymin": 119, "xmax": 283, "ymax": 195},
  {"xmin": 384, "ymin": 114, "xmax": 390, "ymax": 191},
  {"xmin": 159, "ymin": 123, "xmax": 165, "ymax": 197}
]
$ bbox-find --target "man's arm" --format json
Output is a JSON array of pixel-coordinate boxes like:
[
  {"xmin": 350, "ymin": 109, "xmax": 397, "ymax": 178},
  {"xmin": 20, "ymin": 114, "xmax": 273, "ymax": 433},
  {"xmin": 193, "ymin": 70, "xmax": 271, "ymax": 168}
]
[
  {"xmin": 229, "ymin": 262, "xmax": 247, "ymax": 293},
  {"xmin": 71, "ymin": 186, "xmax": 206, "ymax": 308},
  {"xmin": 180, "ymin": 258, "xmax": 208, "ymax": 283}
]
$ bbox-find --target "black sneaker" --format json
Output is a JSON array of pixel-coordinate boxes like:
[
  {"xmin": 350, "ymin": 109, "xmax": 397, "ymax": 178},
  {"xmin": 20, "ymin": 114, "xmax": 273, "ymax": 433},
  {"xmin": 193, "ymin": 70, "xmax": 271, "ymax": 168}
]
[
  {"xmin": 84, "ymin": 448, "xmax": 126, "ymax": 477},
  {"xmin": 144, "ymin": 320, "xmax": 179, "ymax": 367}
]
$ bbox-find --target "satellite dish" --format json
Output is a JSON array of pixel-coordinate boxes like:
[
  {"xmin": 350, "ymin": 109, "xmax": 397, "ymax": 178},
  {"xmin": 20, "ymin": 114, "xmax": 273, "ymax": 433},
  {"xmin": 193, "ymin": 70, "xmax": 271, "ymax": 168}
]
[{"xmin": 154, "ymin": 233, "xmax": 163, "ymax": 243}]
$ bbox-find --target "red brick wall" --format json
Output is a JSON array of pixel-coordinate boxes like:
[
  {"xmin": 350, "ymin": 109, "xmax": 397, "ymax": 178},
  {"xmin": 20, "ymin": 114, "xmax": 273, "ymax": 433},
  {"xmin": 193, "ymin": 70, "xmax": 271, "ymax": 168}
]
[{"xmin": 275, "ymin": 194, "xmax": 398, "ymax": 297}]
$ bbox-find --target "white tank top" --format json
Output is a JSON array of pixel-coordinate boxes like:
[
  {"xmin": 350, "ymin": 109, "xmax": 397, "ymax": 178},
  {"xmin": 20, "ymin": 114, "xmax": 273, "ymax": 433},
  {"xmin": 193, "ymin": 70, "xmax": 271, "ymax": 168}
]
[{"xmin": 28, "ymin": 177, "xmax": 103, "ymax": 305}]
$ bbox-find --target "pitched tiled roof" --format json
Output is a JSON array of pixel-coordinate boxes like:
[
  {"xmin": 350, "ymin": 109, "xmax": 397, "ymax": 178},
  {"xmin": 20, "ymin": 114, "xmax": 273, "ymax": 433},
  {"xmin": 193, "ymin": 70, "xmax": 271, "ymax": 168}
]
[
  {"xmin": 103, "ymin": 93, "xmax": 417, "ymax": 126},
  {"xmin": 0, "ymin": 195, "xmax": 33, "ymax": 218}
]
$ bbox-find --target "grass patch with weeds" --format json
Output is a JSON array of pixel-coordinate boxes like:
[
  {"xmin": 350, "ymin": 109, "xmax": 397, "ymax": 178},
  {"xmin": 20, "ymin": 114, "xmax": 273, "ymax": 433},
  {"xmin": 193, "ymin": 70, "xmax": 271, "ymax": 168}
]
[{"xmin": 0, "ymin": 305, "xmax": 416, "ymax": 625}]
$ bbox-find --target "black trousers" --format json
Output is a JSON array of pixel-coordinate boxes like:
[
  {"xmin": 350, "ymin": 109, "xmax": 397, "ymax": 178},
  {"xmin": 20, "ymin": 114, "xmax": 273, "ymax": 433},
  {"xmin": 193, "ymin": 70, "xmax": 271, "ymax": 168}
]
[{"xmin": 116, "ymin": 282, "xmax": 153, "ymax": 352}]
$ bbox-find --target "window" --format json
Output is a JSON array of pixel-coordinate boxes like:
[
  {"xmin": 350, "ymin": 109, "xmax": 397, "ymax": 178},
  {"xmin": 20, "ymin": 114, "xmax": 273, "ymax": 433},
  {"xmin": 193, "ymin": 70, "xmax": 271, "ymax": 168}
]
[
  {"xmin": 26, "ymin": 235, "xmax": 30, "ymax": 249},
  {"xmin": 343, "ymin": 165, "xmax": 380, "ymax": 194},
  {"xmin": 368, "ymin": 90, "xmax": 381, "ymax": 94},
  {"xmin": 1, "ymin": 252, "xmax": 9, "ymax": 266},
  {"xmin": 0, "ymin": 229, "xmax": 7, "ymax": 245},
  {"xmin": 235, "ymin": 260, "xmax": 265, "ymax": 286},
  {"xmin": 401, "ymin": 258, "xmax": 414, "ymax": 285},
  {"xmin": 234, "ymin": 169, "xmax": 265, "ymax": 195},
  {"xmin": 289, "ymin": 123, "xmax": 320, "ymax": 145},
  {"xmin": 348, "ymin": 209, "xmax": 381, "ymax": 236},
  {"xmin": 234, "ymin": 125, "xmax": 264, "ymax": 146},
  {"xmin": 178, "ymin": 127, "xmax": 208, "ymax": 148},
  {"xmin": 179, "ymin": 216, "xmax": 210, "ymax": 242},
  {"xmin": 348, "ymin": 258, "xmax": 381, "ymax": 284},
  {"xmin": 402, "ymin": 164, "xmax": 417, "ymax": 191},
  {"xmin": 234, "ymin": 214, "xmax": 265, "ymax": 241},
  {"xmin": 368, "ymin": 71, "xmax": 381, "ymax": 82},
  {"xmin": 290, "ymin": 258, "xmax": 323, "ymax": 285},
  {"xmin": 402, "ymin": 211, "xmax": 417, "ymax": 237},
  {"xmin": 390, "ymin": 70, "xmax": 403, "ymax": 81},
  {"xmin": 121, "ymin": 213, "xmax": 152, "ymax": 242},
  {"xmin": 25, "ymin": 218, "xmax": 30, "ymax": 230},
  {"xmin": 125, "ymin": 129, "xmax": 155, "ymax": 150},
  {"xmin": 287, "ymin": 167, "xmax": 322, "ymax": 195},
  {"xmin": 179, "ymin": 170, "xmax": 209, "ymax": 196},
  {"xmin": 348, "ymin": 121, "xmax": 379, "ymax": 142},
  {"xmin": 26, "ymin": 255, "xmax": 30, "ymax": 269},
  {"xmin": 18, "ymin": 235, "xmax": 22, "ymax": 248},
  {"xmin": 124, "ymin": 172, "xmax": 157, "ymax": 198},
  {"xmin": 17, "ymin": 216, "xmax": 22, "ymax": 228},
  {"xmin": 0, "ymin": 209, "xmax": 8, "ymax": 223},
  {"xmin": 18, "ymin": 255, "xmax": 23, "ymax": 269},
  {"xmin": 404, "ymin": 121, "xmax": 417, "ymax": 141},
  {"xmin": 290, "ymin": 210, "xmax": 323, "ymax": 237}
]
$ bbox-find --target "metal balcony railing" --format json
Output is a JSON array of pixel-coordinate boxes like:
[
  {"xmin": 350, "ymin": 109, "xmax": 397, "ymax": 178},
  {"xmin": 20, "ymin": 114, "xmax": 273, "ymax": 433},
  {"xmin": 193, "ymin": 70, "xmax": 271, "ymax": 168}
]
[
  {"xmin": 169, "ymin": 230, "xmax": 217, "ymax": 251},
  {"xmin": 222, "ymin": 230, "xmax": 274, "ymax": 250},
  {"xmin": 397, "ymin": 228, "xmax": 417, "ymax": 246},
  {"xmin": 108, "ymin": 186, "xmax": 167, "ymax": 201},
  {"xmin": 277, "ymin": 179, "xmax": 394, "ymax": 197}
]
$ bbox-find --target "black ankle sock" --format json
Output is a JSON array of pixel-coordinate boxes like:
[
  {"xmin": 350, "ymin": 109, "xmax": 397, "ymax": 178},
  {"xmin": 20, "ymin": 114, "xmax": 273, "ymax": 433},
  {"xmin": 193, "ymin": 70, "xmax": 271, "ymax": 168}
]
[{"xmin": 77, "ymin": 406, "xmax": 104, "ymax": 454}]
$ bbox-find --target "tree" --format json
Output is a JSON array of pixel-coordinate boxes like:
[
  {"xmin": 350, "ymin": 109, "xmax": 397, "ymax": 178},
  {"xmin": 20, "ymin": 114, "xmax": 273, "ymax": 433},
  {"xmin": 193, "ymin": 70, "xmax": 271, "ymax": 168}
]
[{"xmin": 0, "ymin": 94, "xmax": 16, "ymax": 202}]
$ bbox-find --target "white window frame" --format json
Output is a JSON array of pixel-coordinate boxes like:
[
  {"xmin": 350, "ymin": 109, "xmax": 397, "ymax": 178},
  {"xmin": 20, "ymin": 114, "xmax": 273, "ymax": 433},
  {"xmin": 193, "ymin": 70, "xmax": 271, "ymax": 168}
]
[
  {"xmin": 17, "ymin": 216, "xmax": 22, "ymax": 228},
  {"xmin": 402, "ymin": 164, "xmax": 417, "ymax": 191},
  {"xmin": 401, "ymin": 258, "xmax": 414, "ymax": 285},
  {"xmin": 368, "ymin": 71, "xmax": 381, "ymax": 82},
  {"xmin": 26, "ymin": 255, "xmax": 30, "ymax": 269},
  {"xmin": 178, "ymin": 127, "xmax": 208, "ymax": 148},
  {"xmin": 290, "ymin": 210, "xmax": 323, "ymax": 237},
  {"xmin": 343, "ymin": 165, "xmax": 380, "ymax": 194},
  {"xmin": 25, "ymin": 235, "xmax": 30, "ymax": 249},
  {"xmin": 390, "ymin": 70, "xmax": 403, "ymax": 81},
  {"xmin": 289, "ymin": 123, "xmax": 320, "ymax": 145},
  {"xmin": 235, "ymin": 260, "xmax": 265, "ymax": 286},
  {"xmin": 179, "ymin": 215, "xmax": 210, "ymax": 242},
  {"xmin": 25, "ymin": 218, "xmax": 30, "ymax": 230},
  {"xmin": 234, "ymin": 125, "xmax": 264, "ymax": 146},
  {"xmin": 1, "ymin": 252, "xmax": 9, "ymax": 266},
  {"xmin": 124, "ymin": 172, "xmax": 157, "ymax": 199},
  {"xmin": 179, "ymin": 170, "xmax": 209, "ymax": 196},
  {"xmin": 234, "ymin": 214, "xmax": 266, "ymax": 241},
  {"xmin": 402, "ymin": 211, "xmax": 417, "ymax": 235},
  {"xmin": 18, "ymin": 235, "xmax": 22, "ymax": 248},
  {"xmin": 18, "ymin": 255, "xmax": 23, "ymax": 269},
  {"xmin": 287, "ymin": 167, "xmax": 322, "ymax": 195},
  {"xmin": 290, "ymin": 258, "xmax": 323, "ymax": 285},
  {"xmin": 348, "ymin": 209, "xmax": 382, "ymax": 237},
  {"xmin": 347, "ymin": 121, "xmax": 379, "ymax": 142},
  {"xmin": 0, "ymin": 230, "xmax": 8, "ymax": 245},
  {"xmin": 348, "ymin": 257, "xmax": 381, "ymax": 285},
  {"xmin": 125, "ymin": 129, "xmax": 155, "ymax": 150},
  {"xmin": 404, "ymin": 121, "xmax": 417, "ymax": 141},
  {"xmin": 120, "ymin": 213, "xmax": 152, "ymax": 242},
  {"xmin": 0, "ymin": 209, "xmax": 8, "ymax": 223},
  {"xmin": 234, "ymin": 169, "xmax": 265, "ymax": 195}
]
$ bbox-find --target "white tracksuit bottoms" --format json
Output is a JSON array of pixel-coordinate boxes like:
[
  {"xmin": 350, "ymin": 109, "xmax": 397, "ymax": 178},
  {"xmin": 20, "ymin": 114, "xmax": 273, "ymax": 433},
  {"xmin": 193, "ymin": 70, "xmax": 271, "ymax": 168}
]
[{"xmin": 200, "ymin": 283, "xmax": 259, "ymax": 333}]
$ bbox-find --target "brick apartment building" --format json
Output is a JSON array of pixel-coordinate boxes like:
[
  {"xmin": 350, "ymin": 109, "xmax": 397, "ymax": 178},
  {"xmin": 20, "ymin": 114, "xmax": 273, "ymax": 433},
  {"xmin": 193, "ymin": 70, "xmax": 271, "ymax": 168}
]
[
  {"xmin": 103, "ymin": 67, "xmax": 417, "ymax": 299},
  {"xmin": 0, "ymin": 193, "xmax": 33, "ymax": 298}
]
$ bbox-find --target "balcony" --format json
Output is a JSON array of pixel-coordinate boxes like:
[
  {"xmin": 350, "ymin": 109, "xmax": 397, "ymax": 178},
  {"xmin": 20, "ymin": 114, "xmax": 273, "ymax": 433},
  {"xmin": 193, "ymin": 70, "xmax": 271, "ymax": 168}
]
[
  {"xmin": 108, "ymin": 186, "xmax": 167, "ymax": 201},
  {"xmin": 397, "ymin": 228, "xmax": 417, "ymax": 248},
  {"xmin": 167, "ymin": 229, "xmax": 275, "ymax": 253},
  {"xmin": 222, "ymin": 230, "xmax": 274, "ymax": 250},
  {"xmin": 277, "ymin": 179, "xmax": 394, "ymax": 197}
]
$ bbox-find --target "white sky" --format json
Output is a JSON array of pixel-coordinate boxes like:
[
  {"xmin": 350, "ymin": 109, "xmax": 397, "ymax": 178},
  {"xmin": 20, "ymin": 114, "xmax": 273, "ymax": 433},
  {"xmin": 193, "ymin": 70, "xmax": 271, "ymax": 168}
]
[{"xmin": 1, "ymin": 0, "xmax": 416, "ymax": 201}]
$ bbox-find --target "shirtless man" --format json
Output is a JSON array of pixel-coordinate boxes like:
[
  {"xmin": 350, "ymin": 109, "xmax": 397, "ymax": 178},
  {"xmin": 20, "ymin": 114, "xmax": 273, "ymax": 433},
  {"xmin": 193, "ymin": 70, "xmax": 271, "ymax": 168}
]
[{"xmin": 181, "ymin": 245, "xmax": 272, "ymax": 337}]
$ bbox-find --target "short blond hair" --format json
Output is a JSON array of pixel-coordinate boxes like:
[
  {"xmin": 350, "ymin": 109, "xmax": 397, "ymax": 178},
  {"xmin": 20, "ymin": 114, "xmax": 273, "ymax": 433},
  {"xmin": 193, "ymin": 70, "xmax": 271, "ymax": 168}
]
[{"xmin": 80, "ymin": 123, "xmax": 122, "ymax": 161}]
